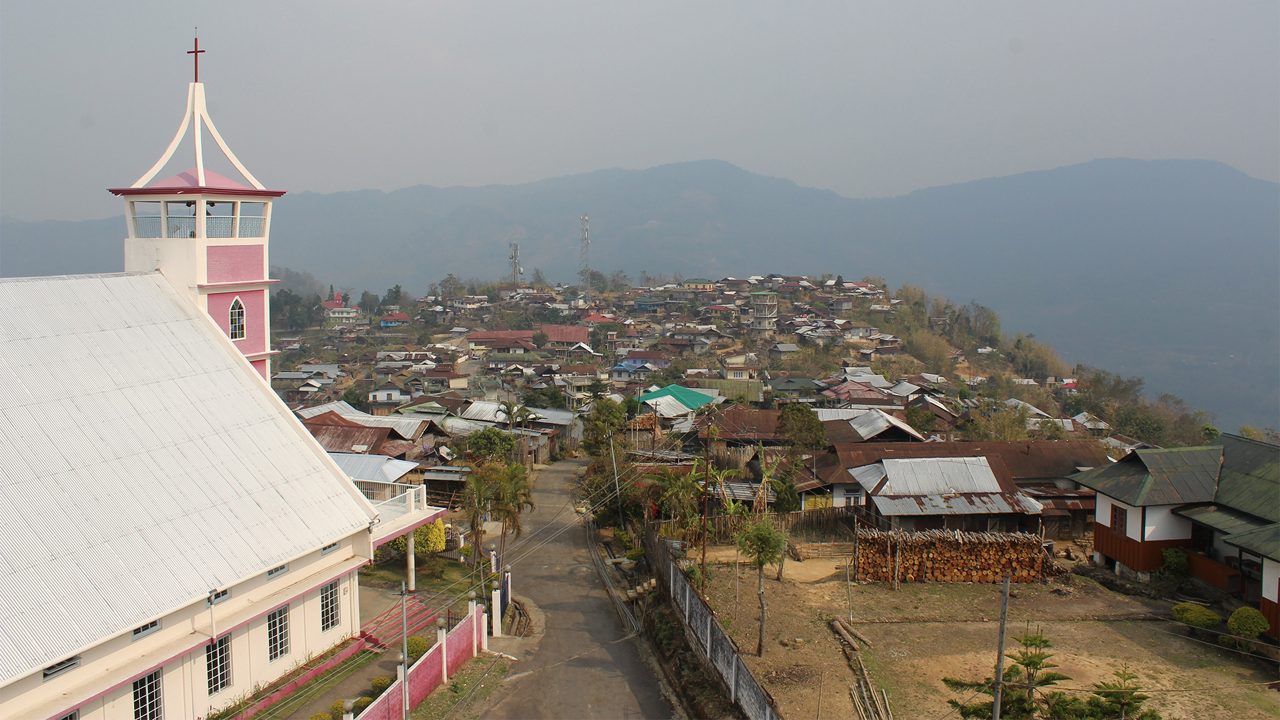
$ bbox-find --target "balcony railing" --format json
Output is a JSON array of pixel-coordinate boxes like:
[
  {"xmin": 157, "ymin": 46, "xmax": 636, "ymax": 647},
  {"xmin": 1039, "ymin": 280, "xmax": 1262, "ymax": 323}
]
[
  {"xmin": 355, "ymin": 480, "xmax": 430, "ymax": 526},
  {"xmin": 130, "ymin": 215, "xmax": 266, "ymax": 239}
]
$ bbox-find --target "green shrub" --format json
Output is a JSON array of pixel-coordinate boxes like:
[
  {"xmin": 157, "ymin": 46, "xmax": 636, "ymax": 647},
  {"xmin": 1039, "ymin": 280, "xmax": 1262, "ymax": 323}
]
[
  {"xmin": 369, "ymin": 674, "xmax": 394, "ymax": 697},
  {"xmin": 328, "ymin": 700, "xmax": 347, "ymax": 720},
  {"xmin": 352, "ymin": 696, "xmax": 374, "ymax": 713},
  {"xmin": 625, "ymin": 547, "xmax": 645, "ymax": 561},
  {"xmin": 310, "ymin": 713, "xmax": 332, "ymax": 720},
  {"xmin": 407, "ymin": 634, "xmax": 430, "ymax": 663},
  {"xmin": 1172, "ymin": 602, "xmax": 1221, "ymax": 630},
  {"xmin": 1160, "ymin": 548, "xmax": 1189, "ymax": 577},
  {"xmin": 1227, "ymin": 606, "xmax": 1270, "ymax": 640}
]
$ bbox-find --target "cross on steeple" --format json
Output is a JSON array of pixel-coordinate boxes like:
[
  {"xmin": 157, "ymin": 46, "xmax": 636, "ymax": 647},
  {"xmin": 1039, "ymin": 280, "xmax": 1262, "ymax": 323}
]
[{"xmin": 187, "ymin": 33, "xmax": 206, "ymax": 83}]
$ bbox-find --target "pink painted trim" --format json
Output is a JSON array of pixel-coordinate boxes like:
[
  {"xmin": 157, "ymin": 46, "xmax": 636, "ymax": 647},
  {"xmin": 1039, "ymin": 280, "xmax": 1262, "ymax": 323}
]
[
  {"xmin": 371, "ymin": 508, "xmax": 447, "ymax": 549},
  {"xmin": 198, "ymin": 279, "xmax": 282, "ymax": 289},
  {"xmin": 109, "ymin": 186, "xmax": 285, "ymax": 198},
  {"xmin": 47, "ymin": 563, "xmax": 361, "ymax": 719},
  {"xmin": 237, "ymin": 638, "xmax": 367, "ymax": 719}
]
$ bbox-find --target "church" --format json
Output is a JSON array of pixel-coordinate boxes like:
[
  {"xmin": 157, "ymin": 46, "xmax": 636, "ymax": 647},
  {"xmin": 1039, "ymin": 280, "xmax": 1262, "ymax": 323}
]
[{"xmin": 0, "ymin": 40, "xmax": 441, "ymax": 720}]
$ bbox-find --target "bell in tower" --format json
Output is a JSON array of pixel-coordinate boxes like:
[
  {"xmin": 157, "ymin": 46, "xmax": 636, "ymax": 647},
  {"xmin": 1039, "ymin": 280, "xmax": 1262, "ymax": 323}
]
[{"xmin": 108, "ymin": 36, "xmax": 284, "ymax": 379}]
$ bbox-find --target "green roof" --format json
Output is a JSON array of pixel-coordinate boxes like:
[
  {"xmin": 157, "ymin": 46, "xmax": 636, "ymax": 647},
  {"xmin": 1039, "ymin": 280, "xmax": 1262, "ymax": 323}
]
[
  {"xmin": 637, "ymin": 385, "xmax": 719, "ymax": 411},
  {"xmin": 1216, "ymin": 434, "xmax": 1280, "ymax": 522},
  {"xmin": 1073, "ymin": 446, "xmax": 1221, "ymax": 506},
  {"xmin": 1224, "ymin": 522, "xmax": 1280, "ymax": 562},
  {"xmin": 1174, "ymin": 504, "xmax": 1270, "ymax": 537}
]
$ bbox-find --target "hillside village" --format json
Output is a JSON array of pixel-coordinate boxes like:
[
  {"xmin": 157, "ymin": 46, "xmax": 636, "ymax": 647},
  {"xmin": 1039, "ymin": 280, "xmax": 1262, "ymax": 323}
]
[
  {"xmin": 266, "ymin": 270, "xmax": 1280, "ymax": 716},
  {"xmin": 5, "ymin": 32, "xmax": 1277, "ymax": 720}
]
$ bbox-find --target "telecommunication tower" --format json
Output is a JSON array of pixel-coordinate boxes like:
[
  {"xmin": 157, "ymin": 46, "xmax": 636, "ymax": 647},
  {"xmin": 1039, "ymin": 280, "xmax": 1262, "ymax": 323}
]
[
  {"xmin": 579, "ymin": 214, "xmax": 590, "ymax": 300},
  {"xmin": 509, "ymin": 241, "xmax": 522, "ymax": 286}
]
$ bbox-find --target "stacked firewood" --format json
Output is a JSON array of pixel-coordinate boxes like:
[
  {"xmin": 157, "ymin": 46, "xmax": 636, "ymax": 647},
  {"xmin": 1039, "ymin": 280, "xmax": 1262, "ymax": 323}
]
[{"xmin": 795, "ymin": 529, "xmax": 1047, "ymax": 583}]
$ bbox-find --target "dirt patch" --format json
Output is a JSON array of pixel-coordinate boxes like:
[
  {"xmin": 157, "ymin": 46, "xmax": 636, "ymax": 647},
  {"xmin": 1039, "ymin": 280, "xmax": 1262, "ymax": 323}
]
[{"xmin": 698, "ymin": 553, "xmax": 1280, "ymax": 720}]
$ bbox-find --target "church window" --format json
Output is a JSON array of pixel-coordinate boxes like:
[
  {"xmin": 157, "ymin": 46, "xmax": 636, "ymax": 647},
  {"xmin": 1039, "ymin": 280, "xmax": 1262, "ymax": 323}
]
[
  {"xmin": 267, "ymin": 605, "xmax": 290, "ymax": 661},
  {"xmin": 132, "ymin": 669, "xmax": 163, "ymax": 720},
  {"xmin": 228, "ymin": 298, "xmax": 246, "ymax": 340},
  {"xmin": 320, "ymin": 580, "xmax": 340, "ymax": 631},
  {"xmin": 207, "ymin": 589, "xmax": 229, "ymax": 606},
  {"xmin": 206, "ymin": 634, "xmax": 231, "ymax": 695}
]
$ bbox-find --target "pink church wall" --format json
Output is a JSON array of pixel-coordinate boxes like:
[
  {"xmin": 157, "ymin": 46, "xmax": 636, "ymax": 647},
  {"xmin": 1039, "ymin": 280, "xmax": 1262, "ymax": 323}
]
[
  {"xmin": 206, "ymin": 245, "xmax": 264, "ymax": 283},
  {"xmin": 207, "ymin": 290, "xmax": 267, "ymax": 356}
]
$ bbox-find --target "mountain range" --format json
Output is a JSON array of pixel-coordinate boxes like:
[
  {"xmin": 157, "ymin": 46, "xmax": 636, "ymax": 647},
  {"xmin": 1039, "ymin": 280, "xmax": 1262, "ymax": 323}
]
[{"xmin": 2, "ymin": 158, "xmax": 1276, "ymax": 430}]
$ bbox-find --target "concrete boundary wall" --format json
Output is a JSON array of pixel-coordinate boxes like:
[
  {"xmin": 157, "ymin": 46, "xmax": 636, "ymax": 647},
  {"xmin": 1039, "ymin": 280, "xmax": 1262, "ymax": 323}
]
[{"xmin": 356, "ymin": 604, "xmax": 484, "ymax": 720}]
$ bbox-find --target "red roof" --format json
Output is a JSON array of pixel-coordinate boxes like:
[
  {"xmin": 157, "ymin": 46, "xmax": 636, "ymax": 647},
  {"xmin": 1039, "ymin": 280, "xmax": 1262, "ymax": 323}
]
[
  {"xmin": 382, "ymin": 312, "xmax": 410, "ymax": 322},
  {"xmin": 537, "ymin": 324, "xmax": 590, "ymax": 344}
]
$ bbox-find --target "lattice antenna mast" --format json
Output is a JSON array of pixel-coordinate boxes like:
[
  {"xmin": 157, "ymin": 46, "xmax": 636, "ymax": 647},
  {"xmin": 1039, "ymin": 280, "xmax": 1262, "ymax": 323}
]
[
  {"xmin": 579, "ymin": 214, "xmax": 591, "ymax": 301},
  {"xmin": 509, "ymin": 241, "xmax": 522, "ymax": 286}
]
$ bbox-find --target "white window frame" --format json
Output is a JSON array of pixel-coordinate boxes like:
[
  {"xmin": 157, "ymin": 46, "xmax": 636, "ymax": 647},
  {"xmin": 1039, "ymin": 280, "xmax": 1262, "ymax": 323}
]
[
  {"xmin": 267, "ymin": 605, "xmax": 290, "ymax": 661},
  {"xmin": 207, "ymin": 589, "xmax": 229, "ymax": 606},
  {"xmin": 206, "ymin": 634, "xmax": 231, "ymax": 695},
  {"xmin": 266, "ymin": 564, "xmax": 288, "ymax": 578},
  {"xmin": 320, "ymin": 580, "xmax": 340, "ymax": 631},
  {"xmin": 228, "ymin": 297, "xmax": 246, "ymax": 340},
  {"xmin": 132, "ymin": 669, "xmax": 163, "ymax": 720}
]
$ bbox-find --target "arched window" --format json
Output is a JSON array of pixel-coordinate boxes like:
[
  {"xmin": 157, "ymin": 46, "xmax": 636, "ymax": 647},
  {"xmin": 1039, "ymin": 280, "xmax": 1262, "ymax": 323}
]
[{"xmin": 228, "ymin": 298, "xmax": 246, "ymax": 340}]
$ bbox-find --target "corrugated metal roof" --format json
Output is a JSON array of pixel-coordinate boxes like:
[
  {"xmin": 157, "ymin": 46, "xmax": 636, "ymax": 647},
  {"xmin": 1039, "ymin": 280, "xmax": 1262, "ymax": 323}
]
[
  {"xmin": 844, "ymin": 410, "xmax": 925, "ymax": 442},
  {"xmin": 0, "ymin": 273, "xmax": 375, "ymax": 687},
  {"xmin": 1174, "ymin": 504, "xmax": 1269, "ymax": 538},
  {"xmin": 1223, "ymin": 522, "xmax": 1280, "ymax": 561},
  {"xmin": 328, "ymin": 452, "xmax": 419, "ymax": 483},
  {"xmin": 878, "ymin": 457, "xmax": 1002, "ymax": 495},
  {"xmin": 1073, "ymin": 446, "xmax": 1220, "ymax": 506},
  {"xmin": 297, "ymin": 401, "xmax": 425, "ymax": 440},
  {"xmin": 1215, "ymin": 435, "xmax": 1279, "ymax": 523}
]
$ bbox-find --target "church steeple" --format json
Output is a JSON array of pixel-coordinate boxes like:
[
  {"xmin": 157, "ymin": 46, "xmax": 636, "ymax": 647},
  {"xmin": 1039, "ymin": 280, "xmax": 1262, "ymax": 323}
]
[{"xmin": 109, "ymin": 36, "xmax": 283, "ymax": 380}]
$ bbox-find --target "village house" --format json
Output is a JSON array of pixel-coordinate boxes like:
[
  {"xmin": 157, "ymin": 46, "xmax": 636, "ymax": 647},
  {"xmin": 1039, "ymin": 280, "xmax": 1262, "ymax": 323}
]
[{"xmin": 1074, "ymin": 435, "xmax": 1279, "ymax": 637}]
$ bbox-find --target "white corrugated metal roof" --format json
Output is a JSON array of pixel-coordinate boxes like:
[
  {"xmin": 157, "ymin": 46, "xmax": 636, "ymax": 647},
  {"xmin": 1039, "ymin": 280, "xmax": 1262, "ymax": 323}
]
[
  {"xmin": 847, "ymin": 410, "xmax": 925, "ymax": 442},
  {"xmin": 879, "ymin": 457, "xmax": 1001, "ymax": 495},
  {"xmin": 0, "ymin": 273, "xmax": 376, "ymax": 687},
  {"xmin": 297, "ymin": 400, "xmax": 425, "ymax": 439},
  {"xmin": 328, "ymin": 453, "xmax": 419, "ymax": 483}
]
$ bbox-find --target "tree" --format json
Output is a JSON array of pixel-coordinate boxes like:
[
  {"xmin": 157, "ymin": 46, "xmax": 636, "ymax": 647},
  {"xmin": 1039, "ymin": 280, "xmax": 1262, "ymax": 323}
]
[
  {"xmin": 583, "ymin": 398, "xmax": 626, "ymax": 456},
  {"xmin": 382, "ymin": 284, "xmax": 403, "ymax": 308},
  {"xmin": 736, "ymin": 520, "xmax": 787, "ymax": 656},
  {"xmin": 649, "ymin": 468, "xmax": 700, "ymax": 534},
  {"xmin": 1227, "ymin": 606, "xmax": 1270, "ymax": 641},
  {"xmin": 778, "ymin": 403, "xmax": 825, "ymax": 453},
  {"xmin": 341, "ymin": 385, "xmax": 369, "ymax": 412},
  {"xmin": 905, "ymin": 404, "xmax": 938, "ymax": 434},
  {"xmin": 531, "ymin": 331, "xmax": 549, "ymax": 348},
  {"xmin": 964, "ymin": 403, "xmax": 1030, "ymax": 441},
  {"xmin": 460, "ymin": 468, "xmax": 498, "ymax": 569},
  {"xmin": 905, "ymin": 329, "xmax": 953, "ymax": 372},
  {"xmin": 1088, "ymin": 667, "xmax": 1161, "ymax": 719},
  {"xmin": 439, "ymin": 273, "xmax": 464, "ymax": 299},
  {"xmin": 944, "ymin": 626, "xmax": 1070, "ymax": 719},
  {"xmin": 484, "ymin": 463, "xmax": 534, "ymax": 561},
  {"xmin": 530, "ymin": 267, "xmax": 549, "ymax": 288},
  {"xmin": 358, "ymin": 290, "xmax": 380, "ymax": 314},
  {"xmin": 465, "ymin": 427, "xmax": 515, "ymax": 464}
]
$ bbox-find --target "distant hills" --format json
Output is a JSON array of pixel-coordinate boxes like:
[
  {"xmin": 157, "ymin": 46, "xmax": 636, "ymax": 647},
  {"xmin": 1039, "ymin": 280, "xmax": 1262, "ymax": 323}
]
[{"xmin": 2, "ymin": 158, "xmax": 1276, "ymax": 431}]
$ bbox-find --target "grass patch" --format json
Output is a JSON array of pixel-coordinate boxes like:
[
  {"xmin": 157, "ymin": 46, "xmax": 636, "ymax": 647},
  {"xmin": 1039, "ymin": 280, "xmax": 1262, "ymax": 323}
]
[
  {"xmin": 361, "ymin": 555, "xmax": 489, "ymax": 616},
  {"xmin": 410, "ymin": 657, "xmax": 511, "ymax": 720},
  {"xmin": 251, "ymin": 649, "xmax": 380, "ymax": 720}
]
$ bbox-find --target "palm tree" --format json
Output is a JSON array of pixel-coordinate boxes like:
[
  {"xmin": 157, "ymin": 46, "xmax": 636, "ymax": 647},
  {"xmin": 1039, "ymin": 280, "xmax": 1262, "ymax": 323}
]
[
  {"xmin": 498, "ymin": 400, "xmax": 537, "ymax": 465},
  {"xmin": 736, "ymin": 519, "xmax": 787, "ymax": 656},
  {"xmin": 492, "ymin": 463, "xmax": 535, "ymax": 562},
  {"xmin": 461, "ymin": 465, "xmax": 498, "ymax": 570},
  {"xmin": 647, "ymin": 468, "xmax": 699, "ymax": 536}
]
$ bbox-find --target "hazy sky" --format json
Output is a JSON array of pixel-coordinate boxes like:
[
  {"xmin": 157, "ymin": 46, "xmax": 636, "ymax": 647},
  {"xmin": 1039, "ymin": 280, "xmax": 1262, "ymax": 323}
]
[{"xmin": 1, "ymin": 1, "xmax": 1276, "ymax": 221}]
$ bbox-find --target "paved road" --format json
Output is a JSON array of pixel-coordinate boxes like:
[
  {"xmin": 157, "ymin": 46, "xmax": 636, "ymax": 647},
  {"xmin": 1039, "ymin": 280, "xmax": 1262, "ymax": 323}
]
[{"xmin": 485, "ymin": 459, "xmax": 675, "ymax": 719}]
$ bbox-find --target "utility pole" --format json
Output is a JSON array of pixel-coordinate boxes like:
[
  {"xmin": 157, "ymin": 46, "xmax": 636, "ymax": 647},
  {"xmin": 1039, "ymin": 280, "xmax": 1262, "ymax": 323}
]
[
  {"xmin": 579, "ymin": 214, "xmax": 590, "ymax": 304},
  {"xmin": 400, "ymin": 581, "xmax": 410, "ymax": 720},
  {"xmin": 992, "ymin": 574, "xmax": 1011, "ymax": 720},
  {"xmin": 700, "ymin": 424, "xmax": 713, "ymax": 592},
  {"xmin": 608, "ymin": 434, "xmax": 623, "ymax": 524}
]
